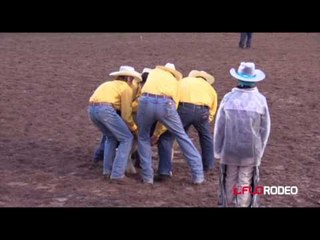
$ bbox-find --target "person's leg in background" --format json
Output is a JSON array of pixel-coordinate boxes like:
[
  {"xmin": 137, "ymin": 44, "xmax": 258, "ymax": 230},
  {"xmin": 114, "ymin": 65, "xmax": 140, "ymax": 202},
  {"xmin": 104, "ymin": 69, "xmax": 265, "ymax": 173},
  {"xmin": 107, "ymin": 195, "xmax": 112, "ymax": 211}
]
[
  {"xmin": 93, "ymin": 135, "xmax": 106, "ymax": 163},
  {"xmin": 239, "ymin": 33, "xmax": 246, "ymax": 48},
  {"xmin": 156, "ymin": 131, "xmax": 175, "ymax": 179},
  {"xmin": 192, "ymin": 107, "xmax": 214, "ymax": 171},
  {"xmin": 246, "ymin": 32, "xmax": 252, "ymax": 48}
]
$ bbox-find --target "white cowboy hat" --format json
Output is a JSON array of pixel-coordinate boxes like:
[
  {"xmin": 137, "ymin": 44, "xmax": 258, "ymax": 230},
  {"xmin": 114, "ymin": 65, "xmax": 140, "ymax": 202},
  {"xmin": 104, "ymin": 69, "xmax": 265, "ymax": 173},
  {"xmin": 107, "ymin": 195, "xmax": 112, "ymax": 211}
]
[
  {"xmin": 156, "ymin": 63, "xmax": 183, "ymax": 80},
  {"xmin": 142, "ymin": 67, "xmax": 152, "ymax": 74},
  {"xmin": 110, "ymin": 65, "xmax": 142, "ymax": 82},
  {"xmin": 188, "ymin": 70, "xmax": 215, "ymax": 85},
  {"xmin": 230, "ymin": 62, "xmax": 265, "ymax": 82}
]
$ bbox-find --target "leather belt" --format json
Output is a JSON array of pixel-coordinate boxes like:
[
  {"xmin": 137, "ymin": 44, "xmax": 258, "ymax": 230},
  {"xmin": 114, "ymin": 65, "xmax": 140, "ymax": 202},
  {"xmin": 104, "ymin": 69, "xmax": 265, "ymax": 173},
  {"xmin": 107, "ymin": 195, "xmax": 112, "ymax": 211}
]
[{"xmin": 142, "ymin": 93, "xmax": 172, "ymax": 99}]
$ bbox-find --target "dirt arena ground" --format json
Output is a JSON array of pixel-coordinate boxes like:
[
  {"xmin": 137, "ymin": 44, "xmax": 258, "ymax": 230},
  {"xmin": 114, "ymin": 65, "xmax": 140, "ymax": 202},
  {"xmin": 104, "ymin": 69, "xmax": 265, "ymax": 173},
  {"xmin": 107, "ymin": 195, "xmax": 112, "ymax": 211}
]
[{"xmin": 0, "ymin": 33, "xmax": 319, "ymax": 207}]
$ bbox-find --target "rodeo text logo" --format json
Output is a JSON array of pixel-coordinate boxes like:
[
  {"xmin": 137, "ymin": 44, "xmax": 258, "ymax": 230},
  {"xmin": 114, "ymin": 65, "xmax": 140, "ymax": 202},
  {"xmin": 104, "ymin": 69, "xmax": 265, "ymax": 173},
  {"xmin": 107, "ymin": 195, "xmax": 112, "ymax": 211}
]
[{"xmin": 233, "ymin": 186, "xmax": 299, "ymax": 195}]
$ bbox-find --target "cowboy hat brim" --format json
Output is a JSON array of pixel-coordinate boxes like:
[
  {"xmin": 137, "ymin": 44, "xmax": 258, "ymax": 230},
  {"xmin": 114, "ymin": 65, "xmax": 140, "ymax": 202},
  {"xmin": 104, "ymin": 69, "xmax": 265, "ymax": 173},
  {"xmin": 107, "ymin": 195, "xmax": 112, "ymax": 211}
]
[
  {"xmin": 156, "ymin": 66, "xmax": 183, "ymax": 80},
  {"xmin": 110, "ymin": 70, "xmax": 142, "ymax": 82},
  {"xmin": 142, "ymin": 68, "xmax": 152, "ymax": 74},
  {"xmin": 230, "ymin": 68, "xmax": 265, "ymax": 82},
  {"xmin": 188, "ymin": 70, "xmax": 215, "ymax": 85}
]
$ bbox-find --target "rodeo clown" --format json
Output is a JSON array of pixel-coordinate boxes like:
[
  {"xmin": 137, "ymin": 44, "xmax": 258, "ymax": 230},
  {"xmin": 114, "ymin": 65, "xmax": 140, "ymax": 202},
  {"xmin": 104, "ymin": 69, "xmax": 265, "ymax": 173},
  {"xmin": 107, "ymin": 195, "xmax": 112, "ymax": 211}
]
[{"xmin": 214, "ymin": 62, "xmax": 271, "ymax": 207}]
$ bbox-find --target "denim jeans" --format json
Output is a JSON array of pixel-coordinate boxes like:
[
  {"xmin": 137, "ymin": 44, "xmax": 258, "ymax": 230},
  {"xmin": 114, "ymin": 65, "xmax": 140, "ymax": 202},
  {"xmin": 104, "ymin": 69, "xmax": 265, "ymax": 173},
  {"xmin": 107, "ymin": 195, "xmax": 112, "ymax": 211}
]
[
  {"xmin": 239, "ymin": 32, "xmax": 252, "ymax": 48},
  {"xmin": 137, "ymin": 96, "xmax": 204, "ymax": 183},
  {"xmin": 94, "ymin": 122, "xmax": 157, "ymax": 163},
  {"xmin": 93, "ymin": 135, "xmax": 106, "ymax": 161},
  {"xmin": 88, "ymin": 104, "xmax": 133, "ymax": 179},
  {"xmin": 93, "ymin": 110, "xmax": 121, "ymax": 161},
  {"xmin": 158, "ymin": 103, "xmax": 215, "ymax": 175}
]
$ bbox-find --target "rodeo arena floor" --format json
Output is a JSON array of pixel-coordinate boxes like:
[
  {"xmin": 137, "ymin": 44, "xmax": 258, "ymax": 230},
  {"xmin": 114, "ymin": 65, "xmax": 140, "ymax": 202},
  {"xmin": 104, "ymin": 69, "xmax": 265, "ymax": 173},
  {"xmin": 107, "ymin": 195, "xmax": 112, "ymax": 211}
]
[{"xmin": 0, "ymin": 33, "xmax": 319, "ymax": 207}]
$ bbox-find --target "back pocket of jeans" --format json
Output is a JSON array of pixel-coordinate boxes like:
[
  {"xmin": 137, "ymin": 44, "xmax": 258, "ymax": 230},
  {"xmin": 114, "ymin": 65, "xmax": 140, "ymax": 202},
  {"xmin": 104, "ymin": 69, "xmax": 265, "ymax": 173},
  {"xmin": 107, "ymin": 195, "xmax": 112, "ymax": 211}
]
[{"xmin": 165, "ymin": 101, "xmax": 176, "ymax": 117}]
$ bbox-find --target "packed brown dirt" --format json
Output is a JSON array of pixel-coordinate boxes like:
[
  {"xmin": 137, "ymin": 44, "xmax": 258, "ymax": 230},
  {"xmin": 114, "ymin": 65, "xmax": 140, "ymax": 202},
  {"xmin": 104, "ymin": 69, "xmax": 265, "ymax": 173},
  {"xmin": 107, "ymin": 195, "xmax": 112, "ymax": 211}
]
[{"xmin": 0, "ymin": 33, "xmax": 319, "ymax": 207}]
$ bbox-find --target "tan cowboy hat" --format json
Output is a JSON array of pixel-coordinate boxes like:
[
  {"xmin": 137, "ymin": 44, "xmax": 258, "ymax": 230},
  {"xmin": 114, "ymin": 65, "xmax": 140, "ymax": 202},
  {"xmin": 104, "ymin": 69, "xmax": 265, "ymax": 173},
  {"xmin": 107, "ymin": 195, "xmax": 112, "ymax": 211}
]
[
  {"xmin": 156, "ymin": 63, "xmax": 183, "ymax": 80},
  {"xmin": 110, "ymin": 65, "xmax": 142, "ymax": 82},
  {"xmin": 188, "ymin": 70, "xmax": 215, "ymax": 85},
  {"xmin": 230, "ymin": 62, "xmax": 265, "ymax": 82}
]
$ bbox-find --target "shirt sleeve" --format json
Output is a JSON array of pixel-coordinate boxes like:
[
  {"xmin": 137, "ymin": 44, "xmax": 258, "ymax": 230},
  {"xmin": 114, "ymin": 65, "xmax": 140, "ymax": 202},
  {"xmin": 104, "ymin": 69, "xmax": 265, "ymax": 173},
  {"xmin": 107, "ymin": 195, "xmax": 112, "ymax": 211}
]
[
  {"xmin": 153, "ymin": 122, "xmax": 168, "ymax": 138},
  {"xmin": 131, "ymin": 84, "xmax": 142, "ymax": 113},
  {"xmin": 260, "ymin": 101, "xmax": 271, "ymax": 153},
  {"xmin": 121, "ymin": 87, "xmax": 138, "ymax": 132},
  {"xmin": 209, "ymin": 89, "xmax": 218, "ymax": 122},
  {"xmin": 174, "ymin": 81, "xmax": 181, "ymax": 109},
  {"xmin": 213, "ymin": 97, "xmax": 226, "ymax": 159}
]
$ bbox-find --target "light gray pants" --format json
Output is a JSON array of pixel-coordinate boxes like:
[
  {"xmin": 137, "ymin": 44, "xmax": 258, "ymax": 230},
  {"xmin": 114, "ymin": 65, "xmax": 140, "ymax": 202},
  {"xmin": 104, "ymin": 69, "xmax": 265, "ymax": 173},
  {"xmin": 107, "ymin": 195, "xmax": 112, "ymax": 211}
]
[{"xmin": 225, "ymin": 165, "xmax": 254, "ymax": 207}]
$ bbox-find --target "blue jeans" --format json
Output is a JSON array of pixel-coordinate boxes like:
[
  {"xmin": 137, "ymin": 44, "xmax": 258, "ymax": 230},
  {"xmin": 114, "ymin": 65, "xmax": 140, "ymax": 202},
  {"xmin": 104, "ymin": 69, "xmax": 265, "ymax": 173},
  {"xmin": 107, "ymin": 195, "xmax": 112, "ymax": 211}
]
[
  {"xmin": 158, "ymin": 103, "xmax": 215, "ymax": 174},
  {"xmin": 93, "ymin": 110, "xmax": 121, "ymax": 161},
  {"xmin": 93, "ymin": 135, "xmax": 106, "ymax": 162},
  {"xmin": 137, "ymin": 96, "xmax": 204, "ymax": 183},
  {"xmin": 94, "ymin": 123, "xmax": 157, "ymax": 165},
  {"xmin": 239, "ymin": 32, "xmax": 252, "ymax": 48},
  {"xmin": 88, "ymin": 104, "xmax": 133, "ymax": 179}
]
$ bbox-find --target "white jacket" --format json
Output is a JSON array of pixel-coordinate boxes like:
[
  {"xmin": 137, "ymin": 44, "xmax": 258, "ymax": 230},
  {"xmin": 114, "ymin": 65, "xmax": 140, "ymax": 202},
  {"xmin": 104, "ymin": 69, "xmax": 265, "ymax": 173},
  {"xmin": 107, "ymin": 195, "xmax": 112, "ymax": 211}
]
[{"xmin": 214, "ymin": 87, "xmax": 270, "ymax": 166}]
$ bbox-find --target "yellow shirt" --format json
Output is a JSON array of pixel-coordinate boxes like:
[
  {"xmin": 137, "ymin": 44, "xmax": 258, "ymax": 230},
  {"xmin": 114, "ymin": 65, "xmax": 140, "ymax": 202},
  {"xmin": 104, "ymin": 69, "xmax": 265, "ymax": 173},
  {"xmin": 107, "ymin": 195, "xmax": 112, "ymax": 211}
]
[
  {"xmin": 141, "ymin": 68, "xmax": 180, "ymax": 105},
  {"xmin": 89, "ymin": 80, "xmax": 137, "ymax": 132},
  {"xmin": 141, "ymin": 68, "xmax": 181, "ymax": 137},
  {"xmin": 178, "ymin": 77, "xmax": 218, "ymax": 122},
  {"xmin": 131, "ymin": 79, "xmax": 142, "ymax": 113}
]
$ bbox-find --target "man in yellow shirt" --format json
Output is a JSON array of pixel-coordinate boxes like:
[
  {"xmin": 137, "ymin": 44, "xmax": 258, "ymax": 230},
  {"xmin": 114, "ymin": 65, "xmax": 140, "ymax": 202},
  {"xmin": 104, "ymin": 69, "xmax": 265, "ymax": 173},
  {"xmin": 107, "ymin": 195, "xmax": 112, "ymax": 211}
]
[
  {"xmin": 154, "ymin": 70, "xmax": 218, "ymax": 181},
  {"xmin": 137, "ymin": 63, "xmax": 205, "ymax": 185},
  {"xmin": 93, "ymin": 68, "xmax": 153, "ymax": 165},
  {"xmin": 88, "ymin": 66, "xmax": 141, "ymax": 183},
  {"xmin": 93, "ymin": 67, "xmax": 153, "ymax": 170}
]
